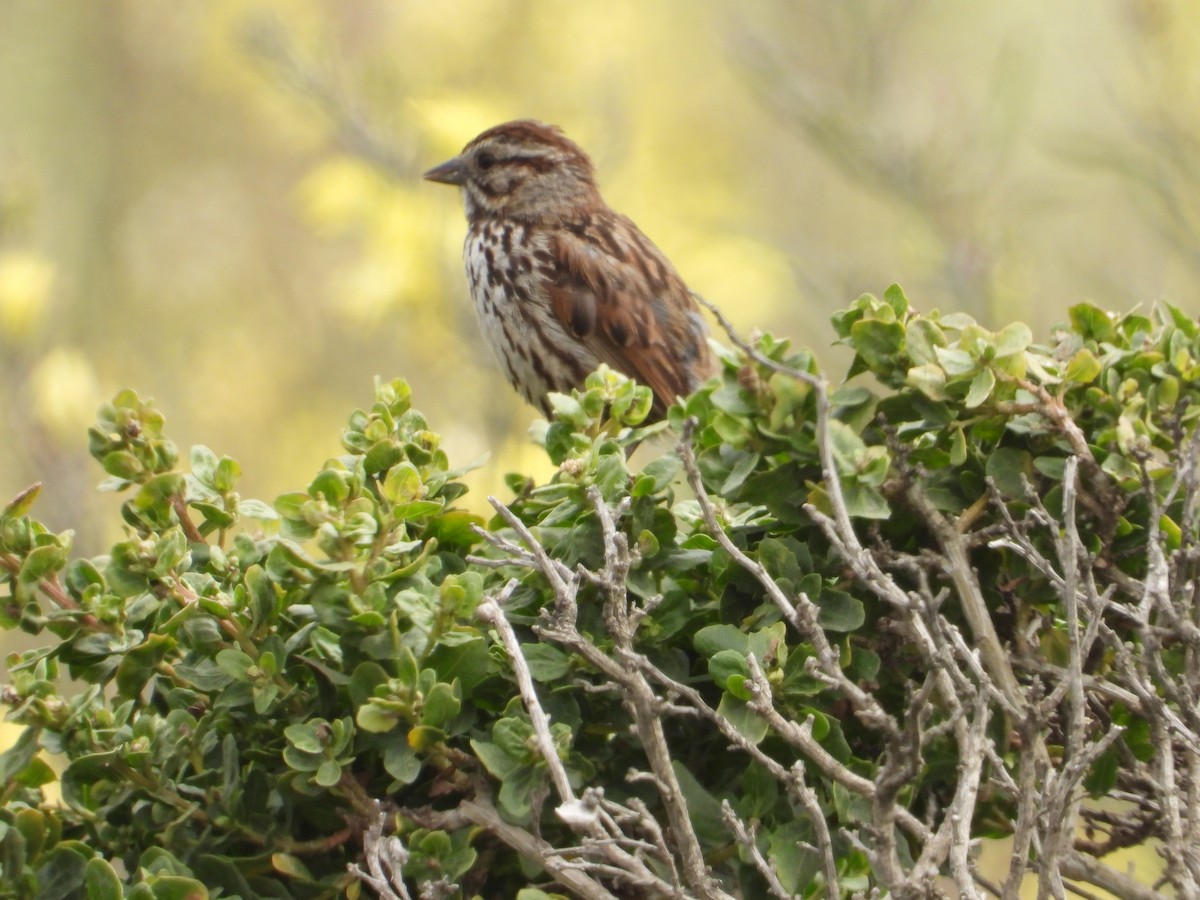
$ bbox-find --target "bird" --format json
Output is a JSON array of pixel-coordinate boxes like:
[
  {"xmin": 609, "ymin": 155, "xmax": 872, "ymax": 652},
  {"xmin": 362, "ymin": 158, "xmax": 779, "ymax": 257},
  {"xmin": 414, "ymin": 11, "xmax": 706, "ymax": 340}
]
[{"xmin": 423, "ymin": 119, "xmax": 714, "ymax": 420}]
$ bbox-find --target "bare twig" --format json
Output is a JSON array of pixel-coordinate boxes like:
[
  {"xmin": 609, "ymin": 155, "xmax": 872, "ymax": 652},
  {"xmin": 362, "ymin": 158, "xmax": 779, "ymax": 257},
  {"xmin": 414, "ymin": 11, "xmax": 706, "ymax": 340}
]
[
  {"xmin": 903, "ymin": 483, "xmax": 1022, "ymax": 710},
  {"xmin": 476, "ymin": 581, "xmax": 576, "ymax": 805},
  {"xmin": 475, "ymin": 491, "xmax": 733, "ymax": 899},
  {"xmin": 721, "ymin": 802, "xmax": 797, "ymax": 900},
  {"xmin": 349, "ymin": 804, "xmax": 414, "ymax": 900},
  {"xmin": 1060, "ymin": 851, "xmax": 1166, "ymax": 900}
]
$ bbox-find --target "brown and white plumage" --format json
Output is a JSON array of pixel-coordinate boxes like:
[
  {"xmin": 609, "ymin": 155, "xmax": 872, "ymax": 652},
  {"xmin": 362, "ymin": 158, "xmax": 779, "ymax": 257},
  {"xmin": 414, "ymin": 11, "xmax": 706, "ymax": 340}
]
[{"xmin": 424, "ymin": 120, "xmax": 713, "ymax": 417}]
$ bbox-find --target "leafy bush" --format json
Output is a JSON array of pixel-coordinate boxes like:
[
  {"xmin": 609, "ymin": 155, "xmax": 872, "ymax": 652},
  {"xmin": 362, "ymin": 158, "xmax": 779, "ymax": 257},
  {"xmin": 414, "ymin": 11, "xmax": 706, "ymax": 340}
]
[{"xmin": 1, "ymin": 287, "xmax": 1197, "ymax": 898}]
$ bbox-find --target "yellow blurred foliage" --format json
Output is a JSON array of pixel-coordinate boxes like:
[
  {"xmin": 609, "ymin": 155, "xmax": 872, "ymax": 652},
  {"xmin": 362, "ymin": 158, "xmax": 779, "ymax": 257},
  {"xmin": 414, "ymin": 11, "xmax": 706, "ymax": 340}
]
[
  {"xmin": 297, "ymin": 156, "xmax": 393, "ymax": 235},
  {"xmin": 29, "ymin": 348, "xmax": 102, "ymax": 442},
  {"xmin": 300, "ymin": 160, "xmax": 452, "ymax": 318},
  {"xmin": 676, "ymin": 233, "xmax": 797, "ymax": 327},
  {"xmin": 411, "ymin": 96, "xmax": 515, "ymax": 157},
  {"xmin": 0, "ymin": 251, "xmax": 52, "ymax": 341}
]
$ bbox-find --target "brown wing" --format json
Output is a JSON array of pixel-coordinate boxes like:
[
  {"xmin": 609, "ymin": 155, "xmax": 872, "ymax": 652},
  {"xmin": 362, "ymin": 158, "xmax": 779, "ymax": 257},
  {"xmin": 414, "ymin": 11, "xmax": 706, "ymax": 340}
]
[{"xmin": 544, "ymin": 211, "xmax": 713, "ymax": 413}]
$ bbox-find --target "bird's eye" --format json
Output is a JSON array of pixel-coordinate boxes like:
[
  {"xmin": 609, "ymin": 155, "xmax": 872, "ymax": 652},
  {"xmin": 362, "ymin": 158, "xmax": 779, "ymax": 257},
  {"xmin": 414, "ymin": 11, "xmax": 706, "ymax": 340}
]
[{"xmin": 477, "ymin": 151, "xmax": 497, "ymax": 170}]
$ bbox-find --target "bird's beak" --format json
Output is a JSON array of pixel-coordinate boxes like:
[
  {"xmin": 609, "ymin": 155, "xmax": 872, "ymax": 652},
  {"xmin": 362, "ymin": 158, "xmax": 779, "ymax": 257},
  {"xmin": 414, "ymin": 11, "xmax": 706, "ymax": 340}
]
[{"xmin": 423, "ymin": 155, "xmax": 467, "ymax": 186}]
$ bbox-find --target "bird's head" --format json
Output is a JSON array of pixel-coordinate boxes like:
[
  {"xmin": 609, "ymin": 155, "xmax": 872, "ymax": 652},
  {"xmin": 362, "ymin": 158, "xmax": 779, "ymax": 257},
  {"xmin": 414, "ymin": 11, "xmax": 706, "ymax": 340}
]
[{"xmin": 424, "ymin": 120, "xmax": 602, "ymax": 224}]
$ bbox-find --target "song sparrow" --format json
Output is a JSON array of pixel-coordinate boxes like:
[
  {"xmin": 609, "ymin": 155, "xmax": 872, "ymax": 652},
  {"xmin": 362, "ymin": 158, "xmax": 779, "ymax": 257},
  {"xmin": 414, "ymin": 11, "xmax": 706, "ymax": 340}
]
[{"xmin": 424, "ymin": 120, "xmax": 714, "ymax": 419}]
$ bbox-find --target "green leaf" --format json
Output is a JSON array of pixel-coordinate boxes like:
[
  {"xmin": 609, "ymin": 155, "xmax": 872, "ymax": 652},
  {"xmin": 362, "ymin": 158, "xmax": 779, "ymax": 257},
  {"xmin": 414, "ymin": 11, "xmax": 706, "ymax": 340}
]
[
  {"xmin": 406, "ymin": 724, "xmax": 444, "ymax": 752},
  {"xmin": 769, "ymin": 822, "xmax": 821, "ymax": 894},
  {"xmin": 905, "ymin": 318, "xmax": 946, "ymax": 366},
  {"xmin": 1084, "ymin": 745, "xmax": 1120, "ymax": 798},
  {"xmin": 747, "ymin": 622, "xmax": 787, "ymax": 666},
  {"xmin": 189, "ymin": 445, "xmax": 219, "ymax": 485},
  {"xmin": 638, "ymin": 453, "xmax": 681, "ymax": 493},
  {"xmin": 192, "ymin": 501, "xmax": 233, "ymax": 530},
  {"xmin": 364, "ymin": 441, "xmax": 404, "ymax": 475},
  {"xmin": 817, "ymin": 590, "xmax": 865, "ymax": 632},
  {"xmin": 384, "ymin": 742, "xmax": 422, "ymax": 784},
  {"xmin": 709, "ymin": 649, "xmax": 751, "ymax": 689},
  {"xmin": 826, "ymin": 420, "xmax": 867, "ymax": 473},
  {"xmin": 1156, "ymin": 374, "xmax": 1180, "ymax": 409},
  {"xmin": 274, "ymin": 491, "xmax": 309, "ymax": 520},
  {"xmin": 670, "ymin": 761, "xmax": 729, "ymax": 847},
  {"xmin": 846, "ymin": 646, "xmax": 881, "ymax": 682},
  {"xmin": 832, "ymin": 780, "xmax": 873, "ymax": 823},
  {"xmin": 215, "ymin": 649, "xmax": 254, "ymax": 681},
  {"xmin": 272, "ymin": 852, "xmax": 314, "ymax": 881},
  {"xmin": 694, "ymin": 624, "xmax": 748, "ymax": 656},
  {"xmin": 425, "ymin": 637, "xmax": 490, "ymax": 694},
  {"xmin": 137, "ymin": 473, "xmax": 186, "ymax": 508},
  {"xmin": 393, "ymin": 499, "xmax": 442, "ymax": 520},
  {"xmin": 83, "ymin": 857, "xmax": 123, "ymax": 900},
  {"xmin": 1064, "ymin": 348, "xmax": 1102, "ymax": 384},
  {"xmin": 883, "ymin": 282, "xmax": 909, "ymax": 317},
  {"xmin": 284, "ymin": 723, "xmax": 324, "ymax": 753},
  {"xmin": 356, "ymin": 702, "xmax": 400, "ymax": 734},
  {"xmin": 964, "ymin": 368, "xmax": 996, "ymax": 409},
  {"xmin": 173, "ymin": 659, "xmax": 232, "ymax": 691},
  {"xmin": 1069, "ymin": 302, "xmax": 1116, "ymax": 342},
  {"xmin": 470, "ymin": 740, "xmax": 519, "ymax": 780},
  {"xmin": 381, "ymin": 462, "xmax": 423, "ymax": 504},
  {"xmin": 3, "ymin": 482, "xmax": 41, "ymax": 518},
  {"xmin": 850, "ymin": 318, "xmax": 905, "ymax": 373},
  {"xmin": 521, "ymin": 643, "xmax": 571, "ymax": 682},
  {"xmin": 907, "ymin": 364, "xmax": 948, "ymax": 400},
  {"xmin": 934, "ymin": 346, "xmax": 977, "ymax": 377},
  {"xmin": 36, "ymin": 844, "xmax": 90, "ymax": 900},
  {"xmin": 395, "ymin": 646, "xmax": 419, "ymax": 688},
  {"xmin": 737, "ymin": 761, "xmax": 780, "ymax": 820},
  {"xmin": 139, "ymin": 876, "xmax": 209, "ymax": 899},
  {"xmin": 253, "ymin": 682, "xmax": 278, "ymax": 714},
  {"xmin": 13, "ymin": 807, "xmax": 48, "ymax": 859},
  {"xmin": 19, "ymin": 544, "xmax": 67, "ymax": 584},
  {"xmin": 840, "ymin": 484, "xmax": 891, "ymax": 519},
  {"xmin": 349, "ymin": 661, "xmax": 390, "ymax": 708},
  {"xmin": 421, "ymin": 682, "xmax": 461, "ymax": 728},
  {"xmin": 12, "ymin": 755, "xmax": 55, "ymax": 789},
  {"xmin": 950, "ymin": 426, "xmax": 968, "ymax": 465},
  {"xmin": 315, "ymin": 758, "xmax": 343, "ymax": 787},
  {"xmin": 986, "ymin": 447, "xmax": 1034, "ymax": 499},
  {"xmin": 236, "ymin": 498, "xmax": 279, "ymax": 520},
  {"xmin": 497, "ymin": 765, "xmax": 539, "ymax": 821},
  {"xmin": 493, "ymin": 717, "xmax": 535, "ymax": 759},
  {"xmin": 102, "ymin": 450, "xmax": 144, "ymax": 481},
  {"xmin": 994, "ymin": 321, "xmax": 1032, "ymax": 357},
  {"xmin": 115, "ymin": 633, "xmax": 174, "ymax": 699},
  {"xmin": 310, "ymin": 468, "xmax": 350, "ymax": 504},
  {"xmin": 718, "ymin": 690, "xmax": 768, "ymax": 742}
]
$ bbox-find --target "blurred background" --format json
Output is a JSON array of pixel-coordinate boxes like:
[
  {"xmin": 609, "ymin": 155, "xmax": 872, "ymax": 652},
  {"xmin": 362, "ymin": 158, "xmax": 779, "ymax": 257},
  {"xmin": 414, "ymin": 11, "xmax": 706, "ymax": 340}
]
[{"xmin": 2, "ymin": 0, "xmax": 1200, "ymax": 553}]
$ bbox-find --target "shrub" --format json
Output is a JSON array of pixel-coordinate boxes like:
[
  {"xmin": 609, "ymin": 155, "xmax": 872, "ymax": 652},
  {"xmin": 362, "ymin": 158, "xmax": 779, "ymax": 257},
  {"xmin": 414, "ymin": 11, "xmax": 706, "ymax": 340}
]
[{"xmin": 1, "ymin": 286, "xmax": 1196, "ymax": 898}]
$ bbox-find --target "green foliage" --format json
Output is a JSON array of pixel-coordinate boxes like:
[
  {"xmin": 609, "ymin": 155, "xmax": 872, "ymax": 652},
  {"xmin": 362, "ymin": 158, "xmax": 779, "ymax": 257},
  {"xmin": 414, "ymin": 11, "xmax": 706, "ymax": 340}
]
[{"xmin": 1, "ymin": 291, "xmax": 1197, "ymax": 896}]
